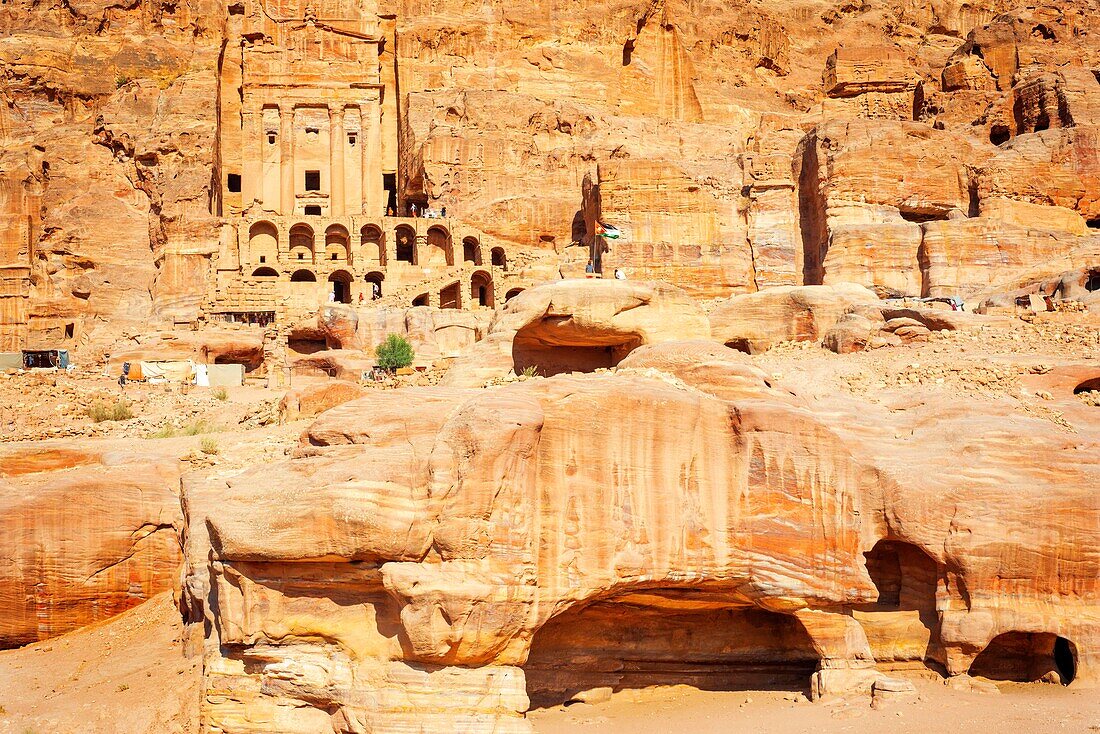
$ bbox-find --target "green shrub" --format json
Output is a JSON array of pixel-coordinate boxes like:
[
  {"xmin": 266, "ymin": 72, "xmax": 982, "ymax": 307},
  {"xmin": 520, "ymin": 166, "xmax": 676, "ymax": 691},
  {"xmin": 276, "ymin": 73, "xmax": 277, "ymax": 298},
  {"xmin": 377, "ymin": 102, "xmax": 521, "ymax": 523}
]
[
  {"xmin": 200, "ymin": 437, "xmax": 220, "ymax": 455},
  {"xmin": 375, "ymin": 334, "xmax": 414, "ymax": 371},
  {"xmin": 114, "ymin": 74, "xmax": 131, "ymax": 89},
  {"xmin": 521, "ymin": 365, "xmax": 539, "ymax": 378},
  {"xmin": 87, "ymin": 399, "xmax": 134, "ymax": 423},
  {"xmin": 212, "ymin": 387, "xmax": 228, "ymax": 401}
]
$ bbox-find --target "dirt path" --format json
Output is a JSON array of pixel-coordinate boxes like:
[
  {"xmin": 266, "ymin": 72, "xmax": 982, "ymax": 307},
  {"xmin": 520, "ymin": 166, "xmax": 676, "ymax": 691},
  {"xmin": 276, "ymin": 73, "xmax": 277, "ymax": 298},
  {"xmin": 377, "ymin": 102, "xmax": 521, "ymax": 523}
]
[{"xmin": 528, "ymin": 681, "xmax": 1100, "ymax": 734}]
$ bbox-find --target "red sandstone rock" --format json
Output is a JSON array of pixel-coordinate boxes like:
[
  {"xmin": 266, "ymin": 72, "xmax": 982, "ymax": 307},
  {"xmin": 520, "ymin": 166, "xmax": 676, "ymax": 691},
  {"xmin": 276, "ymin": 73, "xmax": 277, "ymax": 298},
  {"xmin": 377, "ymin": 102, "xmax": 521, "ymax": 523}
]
[
  {"xmin": 445, "ymin": 278, "xmax": 710, "ymax": 385},
  {"xmin": 0, "ymin": 440, "xmax": 183, "ymax": 648},
  {"xmin": 708, "ymin": 283, "xmax": 880, "ymax": 353},
  {"xmin": 181, "ymin": 355, "xmax": 1098, "ymax": 731},
  {"xmin": 278, "ymin": 380, "xmax": 369, "ymax": 423}
]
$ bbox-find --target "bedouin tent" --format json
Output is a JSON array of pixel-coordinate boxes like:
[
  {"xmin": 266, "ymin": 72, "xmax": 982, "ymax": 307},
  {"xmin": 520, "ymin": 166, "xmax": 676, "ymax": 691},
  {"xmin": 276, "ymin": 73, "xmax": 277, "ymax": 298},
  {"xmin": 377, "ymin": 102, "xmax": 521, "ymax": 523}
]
[{"xmin": 139, "ymin": 360, "xmax": 197, "ymax": 383}]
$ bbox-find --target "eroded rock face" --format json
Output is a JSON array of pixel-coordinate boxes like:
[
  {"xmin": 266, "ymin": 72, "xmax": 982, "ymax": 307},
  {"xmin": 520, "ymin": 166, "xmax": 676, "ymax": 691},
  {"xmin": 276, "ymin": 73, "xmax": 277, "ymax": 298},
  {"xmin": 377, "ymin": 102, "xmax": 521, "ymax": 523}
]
[
  {"xmin": 444, "ymin": 278, "xmax": 710, "ymax": 384},
  {"xmin": 708, "ymin": 283, "xmax": 881, "ymax": 353},
  {"xmin": 182, "ymin": 344, "xmax": 1099, "ymax": 731},
  {"xmin": 0, "ymin": 441, "xmax": 183, "ymax": 648},
  {"xmin": 4, "ymin": 0, "xmax": 1100, "ymax": 356}
]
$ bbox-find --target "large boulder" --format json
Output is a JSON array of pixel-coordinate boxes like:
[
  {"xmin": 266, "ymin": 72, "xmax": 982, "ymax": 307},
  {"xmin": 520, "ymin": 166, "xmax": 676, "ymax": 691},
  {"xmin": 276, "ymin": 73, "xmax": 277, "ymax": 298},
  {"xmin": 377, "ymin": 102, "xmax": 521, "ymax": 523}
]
[
  {"xmin": 278, "ymin": 379, "xmax": 369, "ymax": 423},
  {"xmin": 708, "ymin": 283, "xmax": 881, "ymax": 353},
  {"xmin": 444, "ymin": 279, "xmax": 711, "ymax": 386}
]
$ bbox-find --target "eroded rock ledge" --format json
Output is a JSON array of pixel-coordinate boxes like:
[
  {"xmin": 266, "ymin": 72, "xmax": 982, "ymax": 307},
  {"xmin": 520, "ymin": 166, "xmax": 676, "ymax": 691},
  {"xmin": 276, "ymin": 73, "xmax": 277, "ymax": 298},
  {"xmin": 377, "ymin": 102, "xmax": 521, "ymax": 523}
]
[{"xmin": 179, "ymin": 344, "xmax": 1098, "ymax": 732}]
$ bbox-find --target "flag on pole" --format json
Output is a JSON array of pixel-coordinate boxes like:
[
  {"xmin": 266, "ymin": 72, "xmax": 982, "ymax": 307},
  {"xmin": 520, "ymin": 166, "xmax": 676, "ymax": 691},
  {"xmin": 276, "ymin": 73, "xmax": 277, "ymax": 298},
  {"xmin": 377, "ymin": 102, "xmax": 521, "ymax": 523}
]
[{"xmin": 595, "ymin": 221, "xmax": 621, "ymax": 239}]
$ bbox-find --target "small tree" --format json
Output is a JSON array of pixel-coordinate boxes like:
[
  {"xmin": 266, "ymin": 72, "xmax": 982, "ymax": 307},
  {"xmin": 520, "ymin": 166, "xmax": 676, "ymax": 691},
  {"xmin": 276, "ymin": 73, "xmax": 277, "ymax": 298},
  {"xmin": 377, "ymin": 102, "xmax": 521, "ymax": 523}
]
[{"xmin": 375, "ymin": 334, "xmax": 414, "ymax": 371}]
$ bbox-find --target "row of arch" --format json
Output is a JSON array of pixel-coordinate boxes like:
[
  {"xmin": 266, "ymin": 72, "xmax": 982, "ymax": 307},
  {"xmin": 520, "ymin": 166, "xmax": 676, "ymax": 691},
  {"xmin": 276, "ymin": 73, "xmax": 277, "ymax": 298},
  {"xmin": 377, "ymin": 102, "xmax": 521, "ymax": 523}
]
[
  {"xmin": 247, "ymin": 221, "xmax": 508, "ymax": 270},
  {"xmin": 251, "ymin": 266, "xmax": 523, "ymax": 308}
]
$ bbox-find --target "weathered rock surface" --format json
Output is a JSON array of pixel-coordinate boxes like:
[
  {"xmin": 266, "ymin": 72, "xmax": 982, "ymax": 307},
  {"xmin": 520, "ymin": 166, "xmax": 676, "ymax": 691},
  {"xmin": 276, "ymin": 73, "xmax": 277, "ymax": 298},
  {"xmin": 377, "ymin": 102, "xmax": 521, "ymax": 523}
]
[
  {"xmin": 278, "ymin": 380, "xmax": 369, "ymax": 423},
  {"xmin": 0, "ymin": 440, "xmax": 183, "ymax": 648},
  {"xmin": 709, "ymin": 283, "xmax": 880, "ymax": 353},
  {"xmin": 4, "ymin": 0, "xmax": 1100, "ymax": 355},
  {"xmin": 180, "ymin": 346, "xmax": 1098, "ymax": 731},
  {"xmin": 445, "ymin": 278, "xmax": 710, "ymax": 384}
]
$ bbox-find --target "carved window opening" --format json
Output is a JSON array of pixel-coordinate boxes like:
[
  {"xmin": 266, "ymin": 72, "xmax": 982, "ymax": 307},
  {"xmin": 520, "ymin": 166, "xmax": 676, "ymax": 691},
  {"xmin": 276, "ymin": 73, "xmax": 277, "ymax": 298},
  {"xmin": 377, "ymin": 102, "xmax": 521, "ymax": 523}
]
[
  {"xmin": 305, "ymin": 171, "xmax": 320, "ymax": 191},
  {"xmin": 268, "ymin": 133, "xmax": 276, "ymax": 145},
  {"xmin": 259, "ymin": 255, "xmax": 266, "ymax": 263},
  {"xmin": 348, "ymin": 133, "xmax": 357, "ymax": 146},
  {"xmin": 304, "ymin": 205, "xmax": 322, "ymax": 216},
  {"xmin": 227, "ymin": 173, "xmax": 241, "ymax": 193}
]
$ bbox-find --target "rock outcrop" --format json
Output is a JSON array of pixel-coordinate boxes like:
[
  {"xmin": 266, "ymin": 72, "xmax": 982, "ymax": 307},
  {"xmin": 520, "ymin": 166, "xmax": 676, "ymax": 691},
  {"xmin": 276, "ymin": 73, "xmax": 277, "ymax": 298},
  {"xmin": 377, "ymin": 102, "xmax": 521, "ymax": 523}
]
[
  {"xmin": 445, "ymin": 278, "xmax": 710, "ymax": 384},
  {"xmin": 0, "ymin": 441, "xmax": 183, "ymax": 648},
  {"xmin": 708, "ymin": 283, "xmax": 880, "ymax": 353},
  {"xmin": 180, "ymin": 347, "xmax": 1098, "ymax": 731}
]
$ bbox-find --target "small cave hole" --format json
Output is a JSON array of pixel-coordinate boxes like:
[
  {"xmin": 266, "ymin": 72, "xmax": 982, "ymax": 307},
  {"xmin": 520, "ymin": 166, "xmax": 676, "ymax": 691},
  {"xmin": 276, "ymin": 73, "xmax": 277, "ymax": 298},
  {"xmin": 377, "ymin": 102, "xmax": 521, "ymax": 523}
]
[
  {"xmin": 899, "ymin": 210, "xmax": 949, "ymax": 224},
  {"xmin": 1031, "ymin": 24, "xmax": 1055, "ymax": 40},
  {"xmin": 990, "ymin": 125, "xmax": 1011, "ymax": 145},
  {"xmin": 1073, "ymin": 377, "xmax": 1100, "ymax": 394},
  {"xmin": 725, "ymin": 338, "xmax": 753, "ymax": 354},
  {"xmin": 622, "ymin": 39, "xmax": 635, "ymax": 66},
  {"xmin": 969, "ymin": 632, "xmax": 1076, "ymax": 685}
]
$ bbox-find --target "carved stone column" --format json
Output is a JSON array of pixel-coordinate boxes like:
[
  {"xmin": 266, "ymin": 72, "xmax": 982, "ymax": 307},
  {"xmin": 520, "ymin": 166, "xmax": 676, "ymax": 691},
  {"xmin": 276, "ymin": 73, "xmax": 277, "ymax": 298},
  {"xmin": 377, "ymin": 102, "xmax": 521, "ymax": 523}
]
[
  {"xmin": 362, "ymin": 96, "xmax": 383, "ymax": 217},
  {"xmin": 280, "ymin": 105, "xmax": 295, "ymax": 216},
  {"xmin": 242, "ymin": 107, "xmax": 262, "ymax": 208},
  {"xmin": 330, "ymin": 105, "xmax": 345, "ymax": 217}
]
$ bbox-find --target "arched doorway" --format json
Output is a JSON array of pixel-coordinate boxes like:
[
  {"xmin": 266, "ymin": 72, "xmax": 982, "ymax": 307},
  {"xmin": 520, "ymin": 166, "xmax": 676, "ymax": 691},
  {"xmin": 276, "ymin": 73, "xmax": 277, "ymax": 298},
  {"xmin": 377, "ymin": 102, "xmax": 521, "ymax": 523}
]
[
  {"xmin": 248, "ymin": 221, "xmax": 278, "ymax": 266},
  {"xmin": 470, "ymin": 270, "xmax": 494, "ymax": 307},
  {"xmin": 251, "ymin": 266, "xmax": 278, "ymax": 279},
  {"xmin": 325, "ymin": 224, "xmax": 350, "ymax": 265},
  {"xmin": 395, "ymin": 224, "xmax": 416, "ymax": 264},
  {"xmin": 290, "ymin": 269, "xmax": 317, "ymax": 299},
  {"xmin": 525, "ymin": 595, "xmax": 820, "ymax": 709},
  {"xmin": 491, "ymin": 246, "xmax": 507, "ymax": 270},
  {"xmin": 969, "ymin": 632, "xmax": 1077, "ymax": 685},
  {"xmin": 426, "ymin": 225, "xmax": 452, "ymax": 266},
  {"xmin": 439, "ymin": 281, "xmax": 461, "ymax": 309},
  {"xmin": 412, "ymin": 293, "xmax": 429, "ymax": 307},
  {"xmin": 463, "ymin": 236, "xmax": 481, "ymax": 265},
  {"xmin": 365, "ymin": 271, "xmax": 384, "ymax": 300},
  {"xmin": 505, "ymin": 287, "xmax": 525, "ymax": 301},
  {"xmin": 854, "ymin": 540, "xmax": 942, "ymax": 668},
  {"xmin": 289, "ymin": 223, "xmax": 315, "ymax": 264},
  {"xmin": 361, "ymin": 224, "xmax": 384, "ymax": 265},
  {"xmin": 328, "ymin": 270, "xmax": 352, "ymax": 304}
]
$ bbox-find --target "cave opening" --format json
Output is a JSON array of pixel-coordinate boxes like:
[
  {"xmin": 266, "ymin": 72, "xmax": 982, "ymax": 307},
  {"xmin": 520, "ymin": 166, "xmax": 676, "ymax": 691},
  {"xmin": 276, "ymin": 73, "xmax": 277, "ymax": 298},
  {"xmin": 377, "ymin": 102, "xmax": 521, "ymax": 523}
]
[
  {"xmin": 512, "ymin": 321, "xmax": 641, "ymax": 376},
  {"xmin": 854, "ymin": 540, "xmax": 942, "ymax": 669},
  {"xmin": 990, "ymin": 125, "xmax": 1011, "ymax": 145},
  {"xmin": 899, "ymin": 210, "xmax": 949, "ymax": 224},
  {"xmin": 969, "ymin": 632, "xmax": 1076, "ymax": 685},
  {"xmin": 524, "ymin": 595, "xmax": 820, "ymax": 709},
  {"xmin": 1074, "ymin": 377, "xmax": 1100, "ymax": 394},
  {"xmin": 1085, "ymin": 269, "xmax": 1100, "ymax": 291},
  {"xmin": 724, "ymin": 338, "xmax": 752, "ymax": 354}
]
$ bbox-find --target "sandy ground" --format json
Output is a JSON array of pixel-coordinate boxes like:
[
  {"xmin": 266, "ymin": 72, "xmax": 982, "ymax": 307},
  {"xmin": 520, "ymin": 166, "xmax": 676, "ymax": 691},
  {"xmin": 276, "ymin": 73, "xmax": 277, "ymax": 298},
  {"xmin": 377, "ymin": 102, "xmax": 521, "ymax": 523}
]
[
  {"xmin": 0, "ymin": 592, "xmax": 201, "ymax": 734},
  {"xmin": 528, "ymin": 681, "xmax": 1100, "ymax": 734}
]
